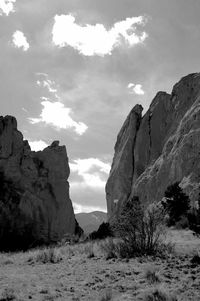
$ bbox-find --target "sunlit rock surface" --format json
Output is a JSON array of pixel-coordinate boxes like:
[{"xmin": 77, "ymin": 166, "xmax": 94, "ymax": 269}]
[{"xmin": 106, "ymin": 73, "xmax": 200, "ymax": 218}]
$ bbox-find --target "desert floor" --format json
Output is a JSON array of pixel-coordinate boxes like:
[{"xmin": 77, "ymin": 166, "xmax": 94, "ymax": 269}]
[{"xmin": 0, "ymin": 230, "xmax": 200, "ymax": 301}]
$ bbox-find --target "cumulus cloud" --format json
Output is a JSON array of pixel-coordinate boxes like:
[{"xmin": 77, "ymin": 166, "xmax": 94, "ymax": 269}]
[
  {"xmin": 0, "ymin": 0, "xmax": 16, "ymax": 16},
  {"xmin": 52, "ymin": 14, "xmax": 148, "ymax": 56},
  {"xmin": 70, "ymin": 158, "xmax": 110, "ymax": 188},
  {"xmin": 29, "ymin": 100, "xmax": 88, "ymax": 135},
  {"xmin": 128, "ymin": 83, "xmax": 145, "ymax": 95},
  {"xmin": 29, "ymin": 140, "xmax": 48, "ymax": 151},
  {"xmin": 12, "ymin": 30, "xmax": 30, "ymax": 51}
]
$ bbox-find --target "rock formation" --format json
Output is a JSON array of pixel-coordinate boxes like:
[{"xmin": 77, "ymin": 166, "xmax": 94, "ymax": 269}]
[
  {"xmin": 106, "ymin": 73, "xmax": 200, "ymax": 218},
  {"xmin": 0, "ymin": 116, "xmax": 77, "ymax": 250}
]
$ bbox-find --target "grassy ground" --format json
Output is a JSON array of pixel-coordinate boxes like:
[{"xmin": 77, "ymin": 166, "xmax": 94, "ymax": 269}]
[{"xmin": 0, "ymin": 229, "xmax": 200, "ymax": 301}]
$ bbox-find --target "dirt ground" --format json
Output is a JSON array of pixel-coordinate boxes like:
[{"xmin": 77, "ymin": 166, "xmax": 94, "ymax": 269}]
[{"xmin": 0, "ymin": 229, "xmax": 200, "ymax": 301}]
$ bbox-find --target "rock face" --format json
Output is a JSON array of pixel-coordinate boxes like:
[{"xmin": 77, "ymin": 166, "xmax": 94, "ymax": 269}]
[
  {"xmin": 106, "ymin": 73, "xmax": 200, "ymax": 218},
  {"xmin": 0, "ymin": 116, "xmax": 76, "ymax": 250}
]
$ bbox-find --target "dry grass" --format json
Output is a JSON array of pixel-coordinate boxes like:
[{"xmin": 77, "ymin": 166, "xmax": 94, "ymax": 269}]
[
  {"xmin": 144, "ymin": 265, "xmax": 160, "ymax": 284},
  {"xmin": 0, "ymin": 229, "xmax": 200, "ymax": 300},
  {"xmin": 99, "ymin": 289, "xmax": 113, "ymax": 301},
  {"xmin": 143, "ymin": 286, "xmax": 177, "ymax": 301},
  {"xmin": 27, "ymin": 247, "xmax": 63, "ymax": 264},
  {"xmin": 0, "ymin": 288, "xmax": 18, "ymax": 301}
]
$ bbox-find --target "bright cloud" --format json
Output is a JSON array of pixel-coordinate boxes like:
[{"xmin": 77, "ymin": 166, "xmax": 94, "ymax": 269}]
[
  {"xmin": 29, "ymin": 100, "xmax": 88, "ymax": 135},
  {"xmin": 12, "ymin": 30, "xmax": 30, "ymax": 51},
  {"xmin": 0, "ymin": 0, "xmax": 16, "ymax": 16},
  {"xmin": 37, "ymin": 77, "xmax": 58, "ymax": 94},
  {"xmin": 73, "ymin": 202, "xmax": 106, "ymax": 214},
  {"xmin": 52, "ymin": 14, "xmax": 148, "ymax": 56},
  {"xmin": 29, "ymin": 140, "xmax": 48, "ymax": 151},
  {"xmin": 70, "ymin": 158, "xmax": 111, "ymax": 188},
  {"xmin": 128, "ymin": 83, "xmax": 145, "ymax": 95}
]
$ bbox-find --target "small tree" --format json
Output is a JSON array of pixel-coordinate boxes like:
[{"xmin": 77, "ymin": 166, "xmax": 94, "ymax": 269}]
[
  {"xmin": 112, "ymin": 196, "xmax": 166, "ymax": 256},
  {"xmin": 162, "ymin": 182, "xmax": 190, "ymax": 226},
  {"xmin": 89, "ymin": 222, "xmax": 113, "ymax": 240}
]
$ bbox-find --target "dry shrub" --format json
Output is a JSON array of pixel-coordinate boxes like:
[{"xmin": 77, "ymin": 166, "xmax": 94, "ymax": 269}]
[
  {"xmin": 99, "ymin": 238, "xmax": 117, "ymax": 259},
  {"xmin": 111, "ymin": 197, "xmax": 168, "ymax": 257},
  {"xmin": 28, "ymin": 247, "xmax": 62, "ymax": 264}
]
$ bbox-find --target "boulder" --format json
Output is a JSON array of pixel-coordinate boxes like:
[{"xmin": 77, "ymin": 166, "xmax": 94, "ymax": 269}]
[
  {"xmin": 0, "ymin": 116, "xmax": 76, "ymax": 250},
  {"xmin": 106, "ymin": 73, "xmax": 200, "ymax": 218}
]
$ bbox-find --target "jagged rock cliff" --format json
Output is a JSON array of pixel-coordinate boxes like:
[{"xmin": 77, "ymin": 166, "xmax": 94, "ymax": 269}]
[
  {"xmin": 0, "ymin": 116, "xmax": 76, "ymax": 250},
  {"xmin": 106, "ymin": 73, "xmax": 200, "ymax": 218}
]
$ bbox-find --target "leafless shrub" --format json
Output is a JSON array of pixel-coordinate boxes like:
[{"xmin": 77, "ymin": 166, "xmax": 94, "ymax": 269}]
[{"xmin": 111, "ymin": 197, "xmax": 167, "ymax": 257}]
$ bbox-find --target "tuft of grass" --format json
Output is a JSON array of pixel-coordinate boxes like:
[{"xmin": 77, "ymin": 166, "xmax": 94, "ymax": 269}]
[
  {"xmin": 145, "ymin": 265, "xmax": 160, "ymax": 284},
  {"xmin": 99, "ymin": 289, "xmax": 113, "ymax": 301},
  {"xmin": 84, "ymin": 243, "xmax": 95, "ymax": 258},
  {"xmin": 0, "ymin": 288, "xmax": 18, "ymax": 301},
  {"xmin": 28, "ymin": 247, "xmax": 63, "ymax": 264},
  {"xmin": 143, "ymin": 287, "xmax": 177, "ymax": 301}
]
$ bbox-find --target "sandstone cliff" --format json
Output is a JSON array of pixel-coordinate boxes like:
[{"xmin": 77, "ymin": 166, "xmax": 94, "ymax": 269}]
[
  {"xmin": 0, "ymin": 116, "xmax": 76, "ymax": 250},
  {"xmin": 106, "ymin": 73, "xmax": 200, "ymax": 218}
]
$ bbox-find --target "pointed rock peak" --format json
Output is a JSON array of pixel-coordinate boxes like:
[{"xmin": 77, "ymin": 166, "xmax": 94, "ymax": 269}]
[
  {"xmin": 50, "ymin": 140, "xmax": 60, "ymax": 148},
  {"xmin": 131, "ymin": 104, "xmax": 143, "ymax": 115},
  {"xmin": 0, "ymin": 115, "xmax": 18, "ymax": 130}
]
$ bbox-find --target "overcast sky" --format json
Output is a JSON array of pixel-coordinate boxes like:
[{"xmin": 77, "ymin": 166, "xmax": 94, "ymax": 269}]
[{"xmin": 1, "ymin": 0, "xmax": 200, "ymax": 213}]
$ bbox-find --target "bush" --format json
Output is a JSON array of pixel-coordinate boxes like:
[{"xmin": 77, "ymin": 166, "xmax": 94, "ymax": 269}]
[
  {"xmin": 89, "ymin": 222, "xmax": 113, "ymax": 240},
  {"xmin": 188, "ymin": 193, "xmax": 200, "ymax": 234},
  {"xmin": 111, "ymin": 197, "xmax": 166, "ymax": 257},
  {"xmin": 162, "ymin": 182, "xmax": 190, "ymax": 226},
  {"xmin": 99, "ymin": 238, "xmax": 117, "ymax": 259}
]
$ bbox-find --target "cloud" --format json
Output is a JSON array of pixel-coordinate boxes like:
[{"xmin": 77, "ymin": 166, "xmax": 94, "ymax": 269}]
[
  {"xmin": 29, "ymin": 100, "xmax": 88, "ymax": 135},
  {"xmin": 29, "ymin": 140, "xmax": 48, "ymax": 151},
  {"xmin": 128, "ymin": 83, "xmax": 145, "ymax": 95},
  {"xmin": 0, "ymin": 0, "xmax": 16, "ymax": 16},
  {"xmin": 52, "ymin": 14, "xmax": 148, "ymax": 56},
  {"xmin": 73, "ymin": 202, "xmax": 106, "ymax": 214},
  {"xmin": 70, "ymin": 158, "xmax": 110, "ymax": 188},
  {"xmin": 12, "ymin": 30, "xmax": 30, "ymax": 51},
  {"xmin": 36, "ymin": 74, "xmax": 58, "ymax": 94},
  {"xmin": 69, "ymin": 158, "xmax": 110, "ymax": 213}
]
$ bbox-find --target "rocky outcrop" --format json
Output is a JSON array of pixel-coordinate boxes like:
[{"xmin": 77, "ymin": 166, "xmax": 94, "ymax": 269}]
[
  {"xmin": 0, "ymin": 116, "xmax": 76, "ymax": 250},
  {"xmin": 106, "ymin": 73, "xmax": 200, "ymax": 218}
]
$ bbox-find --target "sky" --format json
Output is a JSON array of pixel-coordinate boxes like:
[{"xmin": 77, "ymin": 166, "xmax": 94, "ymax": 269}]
[{"xmin": 1, "ymin": 0, "xmax": 200, "ymax": 213}]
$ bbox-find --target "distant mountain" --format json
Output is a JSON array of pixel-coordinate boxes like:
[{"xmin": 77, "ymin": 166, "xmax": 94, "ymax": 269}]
[{"xmin": 75, "ymin": 211, "xmax": 107, "ymax": 234}]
